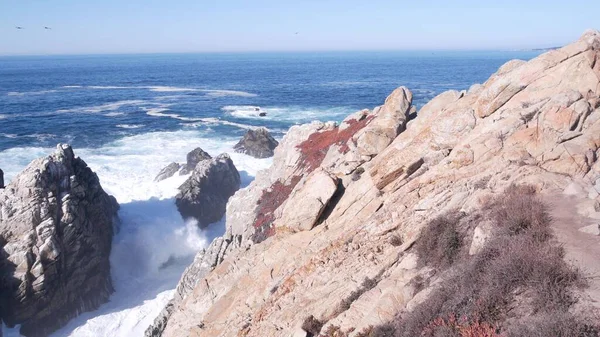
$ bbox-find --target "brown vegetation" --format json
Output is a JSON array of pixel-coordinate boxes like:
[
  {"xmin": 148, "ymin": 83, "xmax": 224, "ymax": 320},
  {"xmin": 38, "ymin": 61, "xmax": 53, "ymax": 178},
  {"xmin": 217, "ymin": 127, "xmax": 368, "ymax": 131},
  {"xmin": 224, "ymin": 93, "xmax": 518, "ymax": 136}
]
[
  {"xmin": 357, "ymin": 185, "xmax": 598, "ymax": 337},
  {"xmin": 415, "ymin": 211, "xmax": 465, "ymax": 269}
]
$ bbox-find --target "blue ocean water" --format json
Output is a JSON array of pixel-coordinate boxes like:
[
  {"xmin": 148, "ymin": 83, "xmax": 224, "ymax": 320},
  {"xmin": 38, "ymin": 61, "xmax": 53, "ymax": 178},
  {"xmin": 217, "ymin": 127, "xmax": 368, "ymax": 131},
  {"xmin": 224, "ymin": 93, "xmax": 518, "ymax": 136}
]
[{"xmin": 0, "ymin": 51, "xmax": 540, "ymax": 152}]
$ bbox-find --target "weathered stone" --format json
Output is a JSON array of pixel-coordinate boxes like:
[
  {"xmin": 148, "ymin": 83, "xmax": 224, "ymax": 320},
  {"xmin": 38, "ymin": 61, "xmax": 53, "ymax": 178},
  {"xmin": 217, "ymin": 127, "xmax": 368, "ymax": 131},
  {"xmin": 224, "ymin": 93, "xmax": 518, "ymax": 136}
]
[
  {"xmin": 175, "ymin": 154, "xmax": 240, "ymax": 227},
  {"xmin": 180, "ymin": 147, "xmax": 211, "ymax": 175},
  {"xmin": 154, "ymin": 162, "xmax": 181, "ymax": 182},
  {"xmin": 276, "ymin": 169, "xmax": 340, "ymax": 232},
  {"xmin": 234, "ymin": 127, "xmax": 279, "ymax": 158},
  {"xmin": 146, "ymin": 30, "xmax": 600, "ymax": 337},
  {"xmin": 0, "ymin": 144, "xmax": 119, "ymax": 337}
]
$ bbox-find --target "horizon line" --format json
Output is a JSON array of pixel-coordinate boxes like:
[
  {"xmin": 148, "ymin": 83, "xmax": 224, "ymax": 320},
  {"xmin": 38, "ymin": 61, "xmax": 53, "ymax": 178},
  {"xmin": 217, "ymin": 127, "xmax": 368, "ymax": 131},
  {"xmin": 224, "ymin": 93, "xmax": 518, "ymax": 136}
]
[{"xmin": 0, "ymin": 47, "xmax": 551, "ymax": 58}]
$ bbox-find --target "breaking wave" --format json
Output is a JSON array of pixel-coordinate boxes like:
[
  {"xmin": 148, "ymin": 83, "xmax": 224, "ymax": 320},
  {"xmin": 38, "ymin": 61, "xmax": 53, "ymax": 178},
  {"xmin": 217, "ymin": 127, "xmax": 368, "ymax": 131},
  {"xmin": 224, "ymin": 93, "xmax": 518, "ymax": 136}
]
[{"xmin": 0, "ymin": 130, "xmax": 272, "ymax": 337}]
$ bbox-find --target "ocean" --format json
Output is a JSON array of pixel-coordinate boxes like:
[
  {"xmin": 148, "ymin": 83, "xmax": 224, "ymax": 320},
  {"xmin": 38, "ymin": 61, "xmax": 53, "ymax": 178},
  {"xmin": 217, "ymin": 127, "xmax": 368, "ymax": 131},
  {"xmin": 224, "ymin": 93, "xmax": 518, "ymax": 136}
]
[{"xmin": 0, "ymin": 50, "xmax": 540, "ymax": 337}]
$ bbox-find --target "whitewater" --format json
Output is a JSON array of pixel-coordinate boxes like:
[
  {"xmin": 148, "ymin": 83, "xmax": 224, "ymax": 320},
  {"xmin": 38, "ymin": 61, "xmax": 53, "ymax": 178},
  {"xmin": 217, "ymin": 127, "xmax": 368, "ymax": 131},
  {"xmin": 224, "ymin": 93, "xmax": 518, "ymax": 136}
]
[{"xmin": 1, "ymin": 130, "xmax": 272, "ymax": 337}]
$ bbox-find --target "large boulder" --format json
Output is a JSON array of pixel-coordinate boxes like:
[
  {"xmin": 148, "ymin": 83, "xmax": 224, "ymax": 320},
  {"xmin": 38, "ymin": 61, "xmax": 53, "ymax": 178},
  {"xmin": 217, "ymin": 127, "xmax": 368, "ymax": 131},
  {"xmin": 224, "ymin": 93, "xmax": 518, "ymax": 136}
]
[
  {"xmin": 180, "ymin": 147, "xmax": 212, "ymax": 175},
  {"xmin": 175, "ymin": 154, "xmax": 240, "ymax": 227},
  {"xmin": 234, "ymin": 127, "xmax": 279, "ymax": 158},
  {"xmin": 0, "ymin": 144, "xmax": 119, "ymax": 337}
]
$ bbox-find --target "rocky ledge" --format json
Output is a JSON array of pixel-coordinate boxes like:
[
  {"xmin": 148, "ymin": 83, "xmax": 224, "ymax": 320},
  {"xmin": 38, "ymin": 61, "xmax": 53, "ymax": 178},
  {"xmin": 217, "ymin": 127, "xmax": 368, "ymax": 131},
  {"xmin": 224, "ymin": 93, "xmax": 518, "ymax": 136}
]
[
  {"xmin": 146, "ymin": 30, "xmax": 600, "ymax": 337},
  {"xmin": 0, "ymin": 144, "xmax": 119, "ymax": 337}
]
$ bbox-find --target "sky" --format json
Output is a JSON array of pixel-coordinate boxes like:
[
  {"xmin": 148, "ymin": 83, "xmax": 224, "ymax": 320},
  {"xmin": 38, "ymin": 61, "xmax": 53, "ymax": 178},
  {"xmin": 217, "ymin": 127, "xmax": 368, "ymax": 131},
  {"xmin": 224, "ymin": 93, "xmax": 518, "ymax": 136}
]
[{"xmin": 1, "ymin": 0, "xmax": 599, "ymax": 55}]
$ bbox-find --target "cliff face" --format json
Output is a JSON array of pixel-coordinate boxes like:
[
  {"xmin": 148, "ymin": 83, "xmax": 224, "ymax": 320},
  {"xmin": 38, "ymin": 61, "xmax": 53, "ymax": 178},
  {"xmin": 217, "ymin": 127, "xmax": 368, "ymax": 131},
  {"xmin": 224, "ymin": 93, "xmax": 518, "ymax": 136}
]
[
  {"xmin": 0, "ymin": 144, "xmax": 119, "ymax": 337},
  {"xmin": 148, "ymin": 30, "xmax": 600, "ymax": 336}
]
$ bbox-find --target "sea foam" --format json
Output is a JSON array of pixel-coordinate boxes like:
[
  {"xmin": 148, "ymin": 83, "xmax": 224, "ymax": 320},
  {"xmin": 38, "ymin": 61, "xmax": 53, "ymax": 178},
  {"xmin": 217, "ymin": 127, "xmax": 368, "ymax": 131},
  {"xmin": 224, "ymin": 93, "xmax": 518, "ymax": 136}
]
[{"xmin": 0, "ymin": 130, "xmax": 272, "ymax": 337}]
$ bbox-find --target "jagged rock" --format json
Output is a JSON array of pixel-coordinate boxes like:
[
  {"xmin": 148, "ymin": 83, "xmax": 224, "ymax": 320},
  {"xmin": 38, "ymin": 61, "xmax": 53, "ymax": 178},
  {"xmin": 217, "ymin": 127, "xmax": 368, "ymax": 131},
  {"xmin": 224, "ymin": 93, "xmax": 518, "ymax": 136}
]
[
  {"xmin": 276, "ymin": 169, "xmax": 340, "ymax": 232},
  {"xmin": 233, "ymin": 127, "xmax": 279, "ymax": 158},
  {"xmin": 179, "ymin": 147, "xmax": 211, "ymax": 175},
  {"xmin": 0, "ymin": 168, "xmax": 4, "ymax": 188},
  {"xmin": 356, "ymin": 86, "xmax": 413, "ymax": 156},
  {"xmin": 154, "ymin": 162, "xmax": 181, "ymax": 182},
  {"xmin": 148, "ymin": 31, "xmax": 600, "ymax": 337},
  {"xmin": 175, "ymin": 154, "xmax": 240, "ymax": 227},
  {"xmin": 0, "ymin": 144, "xmax": 119, "ymax": 337}
]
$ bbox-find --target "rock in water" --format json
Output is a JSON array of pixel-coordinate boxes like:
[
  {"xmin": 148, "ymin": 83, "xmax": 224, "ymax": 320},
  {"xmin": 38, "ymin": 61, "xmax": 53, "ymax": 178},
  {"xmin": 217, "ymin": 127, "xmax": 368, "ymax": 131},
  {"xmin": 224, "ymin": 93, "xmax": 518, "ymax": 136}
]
[
  {"xmin": 0, "ymin": 144, "xmax": 119, "ymax": 337},
  {"xmin": 0, "ymin": 168, "xmax": 4, "ymax": 188},
  {"xmin": 154, "ymin": 162, "xmax": 181, "ymax": 182},
  {"xmin": 179, "ymin": 147, "xmax": 211, "ymax": 175},
  {"xmin": 233, "ymin": 127, "xmax": 279, "ymax": 158},
  {"xmin": 175, "ymin": 154, "xmax": 240, "ymax": 227}
]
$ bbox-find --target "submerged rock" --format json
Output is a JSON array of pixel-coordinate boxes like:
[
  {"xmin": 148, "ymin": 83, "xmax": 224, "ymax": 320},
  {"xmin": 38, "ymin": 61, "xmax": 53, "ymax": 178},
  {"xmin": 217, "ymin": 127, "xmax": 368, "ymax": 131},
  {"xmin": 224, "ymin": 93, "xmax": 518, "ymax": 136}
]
[
  {"xmin": 154, "ymin": 162, "xmax": 181, "ymax": 182},
  {"xmin": 0, "ymin": 144, "xmax": 119, "ymax": 337},
  {"xmin": 175, "ymin": 154, "xmax": 240, "ymax": 227},
  {"xmin": 179, "ymin": 147, "xmax": 212, "ymax": 175},
  {"xmin": 234, "ymin": 127, "xmax": 279, "ymax": 158}
]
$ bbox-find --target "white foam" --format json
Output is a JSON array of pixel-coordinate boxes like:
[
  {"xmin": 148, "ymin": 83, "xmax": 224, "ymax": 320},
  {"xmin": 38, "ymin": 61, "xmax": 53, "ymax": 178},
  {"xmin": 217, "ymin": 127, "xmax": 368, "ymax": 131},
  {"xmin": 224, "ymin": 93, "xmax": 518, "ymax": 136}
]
[
  {"xmin": 87, "ymin": 86, "xmax": 131, "ymax": 90},
  {"xmin": 0, "ymin": 114, "xmax": 7, "ymax": 119},
  {"xmin": 143, "ymin": 107, "xmax": 180, "ymax": 119},
  {"xmin": 57, "ymin": 100, "xmax": 148, "ymax": 114},
  {"xmin": 146, "ymin": 86, "xmax": 199, "ymax": 92},
  {"xmin": 202, "ymin": 89, "xmax": 257, "ymax": 98},
  {"xmin": 6, "ymin": 89, "xmax": 58, "ymax": 96},
  {"xmin": 0, "ymin": 130, "xmax": 272, "ymax": 337},
  {"xmin": 116, "ymin": 124, "xmax": 143, "ymax": 129},
  {"xmin": 0, "ymin": 133, "xmax": 18, "ymax": 138},
  {"xmin": 62, "ymin": 85, "xmax": 83, "ymax": 88},
  {"xmin": 105, "ymin": 112, "xmax": 126, "ymax": 117},
  {"xmin": 222, "ymin": 105, "xmax": 354, "ymax": 123}
]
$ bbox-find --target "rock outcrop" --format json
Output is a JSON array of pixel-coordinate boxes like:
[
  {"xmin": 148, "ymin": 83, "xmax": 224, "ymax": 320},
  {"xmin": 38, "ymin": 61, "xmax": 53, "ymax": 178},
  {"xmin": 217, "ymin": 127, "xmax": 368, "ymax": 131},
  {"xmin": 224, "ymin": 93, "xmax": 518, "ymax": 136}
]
[
  {"xmin": 154, "ymin": 162, "xmax": 181, "ymax": 182},
  {"xmin": 180, "ymin": 147, "xmax": 212, "ymax": 176},
  {"xmin": 0, "ymin": 144, "xmax": 119, "ymax": 337},
  {"xmin": 147, "ymin": 30, "xmax": 600, "ymax": 337},
  {"xmin": 175, "ymin": 154, "xmax": 241, "ymax": 227},
  {"xmin": 0, "ymin": 168, "xmax": 4, "ymax": 188},
  {"xmin": 233, "ymin": 127, "xmax": 279, "ymax": 158}
]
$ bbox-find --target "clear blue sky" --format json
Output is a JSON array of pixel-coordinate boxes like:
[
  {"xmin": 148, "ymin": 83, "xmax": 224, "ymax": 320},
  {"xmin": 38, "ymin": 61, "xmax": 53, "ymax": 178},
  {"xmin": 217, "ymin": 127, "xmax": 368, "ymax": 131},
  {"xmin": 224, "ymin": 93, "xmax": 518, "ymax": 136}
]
[{"xmin": 1, "ymin": 0, "xmax": 598, "ymax": 55}]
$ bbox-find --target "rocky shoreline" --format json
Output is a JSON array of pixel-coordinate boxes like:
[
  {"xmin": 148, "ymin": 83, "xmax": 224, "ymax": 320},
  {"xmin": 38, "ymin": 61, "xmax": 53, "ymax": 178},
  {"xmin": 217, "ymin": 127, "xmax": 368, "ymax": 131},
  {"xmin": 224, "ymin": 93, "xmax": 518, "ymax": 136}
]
[{"xmin": 1, "ymin": 30, "xmax": 600, "ymax": 336}]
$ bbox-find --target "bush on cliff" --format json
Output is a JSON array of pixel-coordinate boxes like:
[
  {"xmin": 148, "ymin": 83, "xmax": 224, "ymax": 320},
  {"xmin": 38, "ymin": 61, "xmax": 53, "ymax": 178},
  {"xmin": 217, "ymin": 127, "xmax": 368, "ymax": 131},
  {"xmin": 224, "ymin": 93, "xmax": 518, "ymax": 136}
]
[{"xmin": 354, "ymin": 185, "xmax": 598, "ymax": 337}]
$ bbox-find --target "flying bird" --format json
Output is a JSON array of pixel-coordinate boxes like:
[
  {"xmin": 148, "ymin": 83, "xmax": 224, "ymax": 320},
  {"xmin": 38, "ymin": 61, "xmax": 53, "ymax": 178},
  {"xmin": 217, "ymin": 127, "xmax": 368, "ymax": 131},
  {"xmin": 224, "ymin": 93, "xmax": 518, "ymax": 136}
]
[
  {"xmin": 44, "ymin": 26, "xmax": 52, "ymax": 30},
  {"xmin": 15, "ymin": 26, "xmax": 24, "ymax": 30},
  {"xmin": 295, "ymin": 32, "xmax": 299, "ymax": 35}
]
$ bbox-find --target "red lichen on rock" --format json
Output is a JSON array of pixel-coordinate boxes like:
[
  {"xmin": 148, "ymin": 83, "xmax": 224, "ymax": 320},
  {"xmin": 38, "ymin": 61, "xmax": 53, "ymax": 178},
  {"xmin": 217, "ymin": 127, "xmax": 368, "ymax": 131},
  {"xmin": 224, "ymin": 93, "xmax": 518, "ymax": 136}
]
[
  {"xmin": 252, "ymin": 175, "xmax": 302, "ymax": 243},
  {"xmin": 251, "ymin": 115, "xmax": 373, "ymax": 243},
  {"xmin": 295, "ymin": 115, "xmax": 374, "ymax": 172}
]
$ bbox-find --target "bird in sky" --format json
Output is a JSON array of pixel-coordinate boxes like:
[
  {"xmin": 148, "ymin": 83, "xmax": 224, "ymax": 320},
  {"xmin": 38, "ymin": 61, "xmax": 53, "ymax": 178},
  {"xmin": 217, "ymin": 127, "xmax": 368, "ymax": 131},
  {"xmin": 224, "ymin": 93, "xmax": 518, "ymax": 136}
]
[
  {"xmin": 15, "ymin": 26, "xmax": 24, "ymax": 29},
  {"xmin": 44, "ymin": 26, "xmax": 52, "ymax": 30}
]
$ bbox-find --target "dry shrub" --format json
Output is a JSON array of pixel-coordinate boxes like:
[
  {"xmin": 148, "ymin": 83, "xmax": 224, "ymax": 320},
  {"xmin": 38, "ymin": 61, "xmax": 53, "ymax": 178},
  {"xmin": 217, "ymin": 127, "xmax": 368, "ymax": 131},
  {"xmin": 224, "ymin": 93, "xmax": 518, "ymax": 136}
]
[
  {"xmin": 488, "ymin": 184, "xmax": 551, "ymax": 241},
  {"xmin": 415, "ymin": 212, "xmax": 464, "ymax": 269},
  {"xmin": 302, "ymin": 315, "xmax": 324, "ymax": 336},
  {"xmin": 506, "ymin": 312, "xmax": 600, "ymax": 337},
  {"xmin": 335, "ymin": 277, "xmax": 379, "ymax": 315},
  {"xmin": 389, "ymin": 234, "xmax": 403, "ymax": 247},
  {"xmin": 423, "ymin": 314, "xmax": 500, "ymax": 337},
  {"xmin": 388, "ymin": 186, "xmax": 593, "ymax": 337}
]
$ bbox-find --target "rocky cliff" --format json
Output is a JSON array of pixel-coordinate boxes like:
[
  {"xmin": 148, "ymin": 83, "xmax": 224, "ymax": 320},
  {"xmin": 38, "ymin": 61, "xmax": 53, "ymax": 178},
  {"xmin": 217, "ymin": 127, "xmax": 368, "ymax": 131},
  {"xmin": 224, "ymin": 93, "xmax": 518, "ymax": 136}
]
[
  {"xmin": 147, "ymin": 30, "xmax": 600, "ymax": 336},
  {"xmin": 0, "ymin": 144, "xmax": 119, "ymax": 337}
]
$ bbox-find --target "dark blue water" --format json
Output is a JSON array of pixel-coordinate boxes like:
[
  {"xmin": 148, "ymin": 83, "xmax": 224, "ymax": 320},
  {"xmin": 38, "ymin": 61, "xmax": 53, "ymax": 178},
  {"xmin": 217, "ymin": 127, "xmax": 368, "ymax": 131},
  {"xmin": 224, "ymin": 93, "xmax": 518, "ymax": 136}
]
[{"xmin": 0, "ymin": 51, "xmax": 540, "ymax": 152}]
